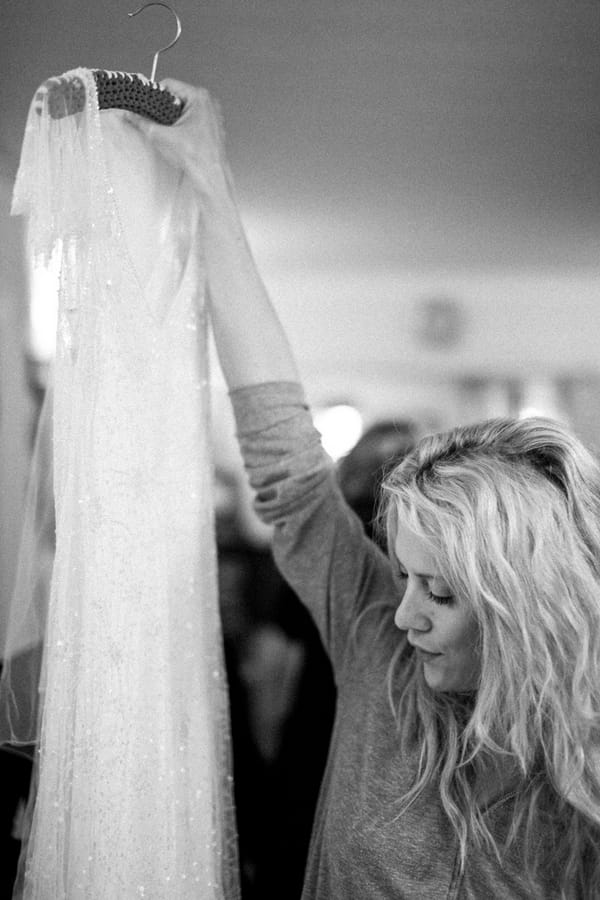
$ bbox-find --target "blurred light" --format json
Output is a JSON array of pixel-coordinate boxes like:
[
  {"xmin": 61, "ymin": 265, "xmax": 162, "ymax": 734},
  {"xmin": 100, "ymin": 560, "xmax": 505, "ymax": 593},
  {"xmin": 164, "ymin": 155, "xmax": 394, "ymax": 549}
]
[
  {"xmin": 519, "ymin": 407, "xmax": 549, "ymax": 420},
  {"xmin": 518, "ymin": 377, "xmax": 564, "ymax": 422},
  {"xmin": 313, "ymin": 404, "xmax": 363, "ymax": 462},
  {"xmin": 29, "ymin": 243, "xmax": 60, "ymax": 363}
]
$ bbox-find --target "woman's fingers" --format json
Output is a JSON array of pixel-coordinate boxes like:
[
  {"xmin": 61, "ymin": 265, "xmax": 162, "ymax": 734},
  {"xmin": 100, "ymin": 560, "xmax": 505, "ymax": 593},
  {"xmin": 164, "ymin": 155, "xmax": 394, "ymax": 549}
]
[
  {"xmin": 120, "ymin": 81, "xmax": 229, "ymax": 198},
  {"xmin": 159, "ymin": 79, "xmax": 209, "ymax": 110},
  {"xmin": 158, "ymin": 77, "xmax": 200, "ymax": 97}
]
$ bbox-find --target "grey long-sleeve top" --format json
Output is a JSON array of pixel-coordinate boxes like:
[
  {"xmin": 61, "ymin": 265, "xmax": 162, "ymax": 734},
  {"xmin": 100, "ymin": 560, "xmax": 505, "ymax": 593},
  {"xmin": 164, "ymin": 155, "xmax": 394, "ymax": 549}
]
[{"xmin": 230, "ymin": 381, "xmax": 557, "ymax": 900}]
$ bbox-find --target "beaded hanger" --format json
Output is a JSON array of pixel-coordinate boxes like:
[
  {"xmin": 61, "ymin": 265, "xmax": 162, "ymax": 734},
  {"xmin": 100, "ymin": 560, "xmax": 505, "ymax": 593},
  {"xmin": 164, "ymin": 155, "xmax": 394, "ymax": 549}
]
[{"xmin": 41, "ymin": 3, "xmax": 185, "ymax": 125}]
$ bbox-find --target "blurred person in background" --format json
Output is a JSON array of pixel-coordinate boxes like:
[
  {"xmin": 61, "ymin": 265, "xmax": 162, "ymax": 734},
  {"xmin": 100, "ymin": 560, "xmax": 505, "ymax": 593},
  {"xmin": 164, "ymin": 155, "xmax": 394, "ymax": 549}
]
[
  {"xmin": 217, "ymin": 477, "xmax": 334, "ymax": 899},
  {"xmin": 337, "ymin": 420, "xmax": 417, "ymax": 546},
  {"xmin": 221, "ymin": 421, "xmax": 416, "ymax": 898}
]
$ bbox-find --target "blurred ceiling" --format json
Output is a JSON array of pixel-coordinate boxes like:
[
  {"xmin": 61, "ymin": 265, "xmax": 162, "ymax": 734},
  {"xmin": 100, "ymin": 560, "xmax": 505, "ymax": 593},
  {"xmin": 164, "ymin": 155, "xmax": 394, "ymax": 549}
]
[{"xmin": 1, "ymin": 0, "xmax": 599, "ymax": 274}]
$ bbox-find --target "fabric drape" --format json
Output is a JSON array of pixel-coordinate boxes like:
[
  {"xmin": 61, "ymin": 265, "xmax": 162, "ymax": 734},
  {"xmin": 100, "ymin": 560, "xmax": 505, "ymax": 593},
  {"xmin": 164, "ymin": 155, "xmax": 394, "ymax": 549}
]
[{"xmin": 0, "ymin": 68, "xmax": 239, "ymax": 900}]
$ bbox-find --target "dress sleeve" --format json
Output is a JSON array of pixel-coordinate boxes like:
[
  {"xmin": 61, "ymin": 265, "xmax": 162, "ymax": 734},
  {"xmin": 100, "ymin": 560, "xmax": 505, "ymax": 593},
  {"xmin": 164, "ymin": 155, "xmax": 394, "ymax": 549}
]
[{"xmin": 229, "ymin": 381, "xmax": 397, "ymax": 681}]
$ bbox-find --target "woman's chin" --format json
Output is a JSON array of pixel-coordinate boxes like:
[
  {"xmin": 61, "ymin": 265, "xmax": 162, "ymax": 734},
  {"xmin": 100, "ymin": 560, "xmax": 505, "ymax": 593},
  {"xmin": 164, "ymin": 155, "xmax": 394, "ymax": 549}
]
[
  {"xmin": 422, "ymin": 659, "xmax": 475, "ymax": 693},
  {"xmin": 422, "ymin": 663, "xmax": 448, "ymax": 691}
]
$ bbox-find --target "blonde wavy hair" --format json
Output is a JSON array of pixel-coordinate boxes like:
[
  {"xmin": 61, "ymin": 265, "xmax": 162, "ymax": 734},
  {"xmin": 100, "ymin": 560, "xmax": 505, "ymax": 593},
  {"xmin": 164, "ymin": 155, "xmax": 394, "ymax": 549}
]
[{"xmin": 381, "ymin": 416, "xmax": 600, "ymax": 899}]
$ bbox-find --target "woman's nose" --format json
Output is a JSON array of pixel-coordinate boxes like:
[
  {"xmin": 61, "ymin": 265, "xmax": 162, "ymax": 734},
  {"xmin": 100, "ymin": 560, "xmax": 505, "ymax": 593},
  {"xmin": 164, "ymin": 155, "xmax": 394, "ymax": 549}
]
[{"xmin": 394, "ymin": 583, "xmax": 431, "ymax": 632}]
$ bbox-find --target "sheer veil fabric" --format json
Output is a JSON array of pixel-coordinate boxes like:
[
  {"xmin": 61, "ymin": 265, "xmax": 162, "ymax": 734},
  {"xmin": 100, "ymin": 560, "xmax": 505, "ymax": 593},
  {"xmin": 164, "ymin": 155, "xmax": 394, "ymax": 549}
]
[{"xmin": 0, "ymin": 69, "xmax": 240, "ymax": 899}]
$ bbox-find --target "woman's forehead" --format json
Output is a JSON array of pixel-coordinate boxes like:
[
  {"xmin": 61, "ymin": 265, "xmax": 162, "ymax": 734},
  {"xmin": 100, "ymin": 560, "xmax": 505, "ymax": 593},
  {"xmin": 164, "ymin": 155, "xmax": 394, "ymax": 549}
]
[{"xmin": 394, "ymin": 520, "xmax": 437, "ymax": 575}]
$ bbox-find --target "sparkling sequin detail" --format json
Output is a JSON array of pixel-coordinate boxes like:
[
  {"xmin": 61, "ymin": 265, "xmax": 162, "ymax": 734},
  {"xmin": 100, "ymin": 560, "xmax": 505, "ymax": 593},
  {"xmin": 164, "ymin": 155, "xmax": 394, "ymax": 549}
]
[{"xmin": 10, "ymin": 68, "xmax": 239, "ymax": 899}]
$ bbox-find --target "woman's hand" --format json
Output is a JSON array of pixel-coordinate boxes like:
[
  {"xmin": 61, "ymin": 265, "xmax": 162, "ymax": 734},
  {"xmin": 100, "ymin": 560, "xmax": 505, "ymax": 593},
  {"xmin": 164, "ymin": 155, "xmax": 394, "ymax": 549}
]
[
  {"xmin": 123, "ymin": 79, "xmax": 233, "ymax": 205},
  {"xmin": 125, "ymin": 78, "xmax": 299, "ymax": 389}
]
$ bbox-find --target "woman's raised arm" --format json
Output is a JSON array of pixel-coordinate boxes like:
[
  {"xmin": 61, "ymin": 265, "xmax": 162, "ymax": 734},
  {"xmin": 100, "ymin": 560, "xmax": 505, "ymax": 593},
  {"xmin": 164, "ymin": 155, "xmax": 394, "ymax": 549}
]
[{"xmin": 125, "ymin": 79, "xmax": 300, "ymax": 390}]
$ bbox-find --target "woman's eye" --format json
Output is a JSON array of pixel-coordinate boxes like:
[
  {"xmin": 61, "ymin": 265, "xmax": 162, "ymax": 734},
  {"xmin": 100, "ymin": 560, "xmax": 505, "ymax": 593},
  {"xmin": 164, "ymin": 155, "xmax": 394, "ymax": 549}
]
[
  {"xmin": 428, "ymin": 591, "xmax": 454, "ymax": 606},
  {"xmin": 394, "ymin": 571, "xmax": 408, "ymax": 590}
]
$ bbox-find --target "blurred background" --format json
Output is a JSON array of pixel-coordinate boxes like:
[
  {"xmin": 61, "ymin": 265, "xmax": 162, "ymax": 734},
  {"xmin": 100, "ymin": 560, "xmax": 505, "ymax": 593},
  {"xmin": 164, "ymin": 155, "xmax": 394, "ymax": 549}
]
[{"xmin": 1, "ymin": 1, "xmax": 599, "ymax": 896}]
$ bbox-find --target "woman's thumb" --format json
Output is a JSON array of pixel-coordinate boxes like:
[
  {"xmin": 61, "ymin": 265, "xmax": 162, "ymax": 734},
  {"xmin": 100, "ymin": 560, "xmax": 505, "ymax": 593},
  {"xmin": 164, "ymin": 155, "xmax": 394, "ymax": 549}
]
[{"xmin": 121, "ymin": 110, "xmax": 147, "ymax": 131}]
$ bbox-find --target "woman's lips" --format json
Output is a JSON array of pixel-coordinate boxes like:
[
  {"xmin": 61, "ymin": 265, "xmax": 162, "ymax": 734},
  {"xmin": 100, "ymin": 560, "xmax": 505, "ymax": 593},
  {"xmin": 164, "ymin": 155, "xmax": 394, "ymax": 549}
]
[{"xmin": 413, "ymin": 646, "xmax": 442, "ymax": 661}]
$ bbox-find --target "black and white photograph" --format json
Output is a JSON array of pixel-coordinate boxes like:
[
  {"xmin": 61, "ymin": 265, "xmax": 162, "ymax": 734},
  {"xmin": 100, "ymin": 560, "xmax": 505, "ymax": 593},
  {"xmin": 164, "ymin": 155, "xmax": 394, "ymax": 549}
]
[{"xmin": 1, "ymin": 2, "xmax": 600, "ymax": 898}]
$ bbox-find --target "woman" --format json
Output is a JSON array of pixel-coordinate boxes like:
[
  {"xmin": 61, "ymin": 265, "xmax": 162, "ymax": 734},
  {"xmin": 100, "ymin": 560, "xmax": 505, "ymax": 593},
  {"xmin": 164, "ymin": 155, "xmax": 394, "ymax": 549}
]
[{"xmin": 127, "ymin": 82, "xmax": 600, "ymax": 899}]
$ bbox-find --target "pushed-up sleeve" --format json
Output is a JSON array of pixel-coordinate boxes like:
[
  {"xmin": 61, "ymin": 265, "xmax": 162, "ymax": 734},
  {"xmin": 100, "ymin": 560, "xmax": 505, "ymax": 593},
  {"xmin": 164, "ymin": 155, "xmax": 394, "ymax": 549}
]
[{"xmin": 229, "ymin": 381, "xmax": 396, "ymax": 680}]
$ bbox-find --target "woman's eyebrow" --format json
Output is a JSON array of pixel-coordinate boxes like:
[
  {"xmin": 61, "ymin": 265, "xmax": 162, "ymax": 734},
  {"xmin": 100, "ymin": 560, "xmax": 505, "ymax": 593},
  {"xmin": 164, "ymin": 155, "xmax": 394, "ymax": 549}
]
[{"xmin": 395, "ymin": 557, "xmax": 435, "ymax": 579}]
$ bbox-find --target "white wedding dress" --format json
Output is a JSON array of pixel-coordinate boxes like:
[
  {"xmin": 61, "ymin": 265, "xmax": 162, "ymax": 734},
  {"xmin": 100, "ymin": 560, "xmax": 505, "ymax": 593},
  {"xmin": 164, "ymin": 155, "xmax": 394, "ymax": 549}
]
[{"xmin": 1, "ymin": 68, "xmax": 239, "ymax": 899}]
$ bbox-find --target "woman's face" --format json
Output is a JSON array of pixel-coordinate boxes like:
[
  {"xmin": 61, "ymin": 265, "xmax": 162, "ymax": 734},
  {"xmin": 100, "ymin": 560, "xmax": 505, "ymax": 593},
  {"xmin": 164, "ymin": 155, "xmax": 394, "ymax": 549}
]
[{"xmin": 393, "ymin": 520, "xmax": 480, "ymax": 692}]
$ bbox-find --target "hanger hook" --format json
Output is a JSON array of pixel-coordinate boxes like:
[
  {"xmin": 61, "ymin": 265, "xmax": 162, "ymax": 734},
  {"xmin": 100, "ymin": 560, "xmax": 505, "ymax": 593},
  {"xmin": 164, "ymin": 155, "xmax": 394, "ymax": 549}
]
[{"xmin": 128, "ymin": 2, "xmax": 182, "ymax": 83}]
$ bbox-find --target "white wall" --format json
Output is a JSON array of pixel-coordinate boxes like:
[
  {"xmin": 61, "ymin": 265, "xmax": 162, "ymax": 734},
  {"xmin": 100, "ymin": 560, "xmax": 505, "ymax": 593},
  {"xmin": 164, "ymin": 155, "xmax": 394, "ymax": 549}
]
[
  {"xmin": 0, "ymin": 167, "xmax": 33, "ymax": 651},
  {"xmin": 263, "ymin": 266, "xmax": 600, "ymax": 377},
  {"xmin": 252, "ymin": 263, "xmax": 600, "ymax": 437}
]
